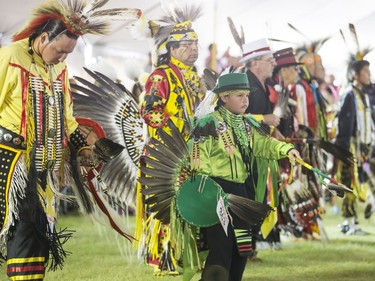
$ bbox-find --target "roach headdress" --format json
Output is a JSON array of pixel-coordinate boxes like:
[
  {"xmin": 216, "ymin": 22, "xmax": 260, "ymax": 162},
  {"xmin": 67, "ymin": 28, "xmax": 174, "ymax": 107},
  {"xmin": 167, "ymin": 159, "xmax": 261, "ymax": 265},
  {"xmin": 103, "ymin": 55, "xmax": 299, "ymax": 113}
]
[
  {"xmin": 340, "ymin": 23, "xmax": 372, "ymax": 82},
  {"xmin": 12, "ymin": 0, "xmax": 142, "ymax": 41},
  {"xmin": 148, "ymin": 3, "xmax": 202, "ymax": 59}
]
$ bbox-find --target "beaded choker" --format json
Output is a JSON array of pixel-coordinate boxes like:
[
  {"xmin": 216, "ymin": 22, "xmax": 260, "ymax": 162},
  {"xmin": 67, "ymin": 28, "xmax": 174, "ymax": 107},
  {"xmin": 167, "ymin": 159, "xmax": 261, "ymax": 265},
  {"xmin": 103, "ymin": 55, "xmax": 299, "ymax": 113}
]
[{"xmin": 218, "ymin": 106, "xmax": 250, "ymax": 155}]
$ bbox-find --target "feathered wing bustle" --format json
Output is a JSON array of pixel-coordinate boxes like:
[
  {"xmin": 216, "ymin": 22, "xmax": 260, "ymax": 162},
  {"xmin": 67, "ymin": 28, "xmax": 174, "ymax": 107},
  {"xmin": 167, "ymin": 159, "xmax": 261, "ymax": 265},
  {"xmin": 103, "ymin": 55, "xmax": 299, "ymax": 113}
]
[
  {"xmin": 227, "ymin": 194, "xmax": 273, "ymax": 227},
  {"xmin": 139, "ymin": 121, "xmax": 190, "ymax": 224},
  {"xmin": 71, "ymin": 67, "xmax": 144, "ymax": 205}
]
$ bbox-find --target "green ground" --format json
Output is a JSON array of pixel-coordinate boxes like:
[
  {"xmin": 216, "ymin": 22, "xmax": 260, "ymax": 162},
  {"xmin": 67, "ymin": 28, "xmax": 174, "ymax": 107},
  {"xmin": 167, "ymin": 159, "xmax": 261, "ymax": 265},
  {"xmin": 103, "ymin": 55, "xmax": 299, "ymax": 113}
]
[{"xmin": 1, "ymin": 202, "xmax": 375, "ymax": 281}]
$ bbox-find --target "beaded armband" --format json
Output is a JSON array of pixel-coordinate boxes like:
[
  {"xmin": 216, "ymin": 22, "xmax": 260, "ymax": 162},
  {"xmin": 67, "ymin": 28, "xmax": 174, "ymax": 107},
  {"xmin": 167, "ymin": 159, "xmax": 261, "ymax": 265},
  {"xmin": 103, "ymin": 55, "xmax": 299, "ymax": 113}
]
[{"xmin": 69, "ymin": 129, "xmax": 89, "ymax": 151}]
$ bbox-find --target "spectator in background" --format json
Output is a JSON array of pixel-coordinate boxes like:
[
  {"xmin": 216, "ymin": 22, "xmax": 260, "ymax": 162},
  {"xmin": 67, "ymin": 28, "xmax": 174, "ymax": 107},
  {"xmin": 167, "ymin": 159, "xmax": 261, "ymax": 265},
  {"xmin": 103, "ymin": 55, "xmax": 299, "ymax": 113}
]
[
  {"xmin": 240, "ymin": 38, "xmax": 281, "ymax": 129},
  {"xmin": 205, "ymin": 43, "xmax": 242, "ymax": 75}
]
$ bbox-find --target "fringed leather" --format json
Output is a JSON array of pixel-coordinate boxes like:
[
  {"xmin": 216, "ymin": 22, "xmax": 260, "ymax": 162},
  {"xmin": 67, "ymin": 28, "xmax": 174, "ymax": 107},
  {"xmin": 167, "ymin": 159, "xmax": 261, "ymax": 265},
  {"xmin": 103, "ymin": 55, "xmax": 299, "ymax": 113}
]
[
  {"xmin": 46, "ymin": 226, "xmax": 74, "ymax": 271},
  {"xmin": 0, "ymin": 154, "xmax": 28, "ymax": 257}
]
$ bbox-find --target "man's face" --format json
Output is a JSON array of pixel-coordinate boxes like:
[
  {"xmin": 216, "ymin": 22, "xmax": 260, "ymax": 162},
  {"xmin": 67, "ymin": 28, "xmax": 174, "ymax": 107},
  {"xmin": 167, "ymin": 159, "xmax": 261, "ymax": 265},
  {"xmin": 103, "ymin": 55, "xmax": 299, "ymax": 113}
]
[
  {"xmin": 39, "ymin": 33, "xmax": 77, "ymax": 65},
  {"xmin": 301, "ymin": 53, "xmax": 325, "ymax": 82},
  {"xmin": 170, "ymin": 40, "xmax": 199, "ymax": 66},
  {"xmin": 356, "ymin": 65, "xmax": 371, "ymax": 87},
  {"xmin": 281, "ymin": 65, "xmax": 300, "ymax": 86},
  {"xmin": 254, "ymin": 54, "xmax": 277, "ymax": 79}
]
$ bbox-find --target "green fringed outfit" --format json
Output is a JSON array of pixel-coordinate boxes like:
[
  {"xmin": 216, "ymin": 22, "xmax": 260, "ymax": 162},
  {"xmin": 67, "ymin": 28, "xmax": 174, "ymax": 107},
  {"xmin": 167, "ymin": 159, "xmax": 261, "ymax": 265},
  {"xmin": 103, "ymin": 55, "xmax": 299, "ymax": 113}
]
[{"xmin": 190, "ymin": 106, "xmax": 294, "ymax": 281}]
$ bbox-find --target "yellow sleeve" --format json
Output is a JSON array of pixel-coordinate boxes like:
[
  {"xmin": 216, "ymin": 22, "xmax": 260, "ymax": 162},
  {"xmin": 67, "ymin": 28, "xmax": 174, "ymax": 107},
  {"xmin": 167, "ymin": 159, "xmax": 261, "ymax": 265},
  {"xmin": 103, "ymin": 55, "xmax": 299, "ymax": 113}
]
[
  {"xmin": 251, "ymin": 114, "xmax": 264, "ymax": 122},
  {"xmin": 0, "ymin": 52, "xmax": 13, "ymax": 111},
  {"xmin": 63, "ymin": 67, "xmax": 79, "ymax": 135}
]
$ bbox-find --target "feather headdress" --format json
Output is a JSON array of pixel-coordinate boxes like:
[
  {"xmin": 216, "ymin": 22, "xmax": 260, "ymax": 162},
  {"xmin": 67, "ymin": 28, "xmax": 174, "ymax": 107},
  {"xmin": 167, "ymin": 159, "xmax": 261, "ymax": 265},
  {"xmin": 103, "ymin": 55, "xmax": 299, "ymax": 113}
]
[
  {"xmin": 227, "ymin": 17, "xmax": 245, "ymax": 52},
  {"xmin": 148, "ymin": 3, "xmax": 202, "ymax": 58},
  {"xmin": 12, "ymin": 0, "xmax": 142, "ymax": 41},
  {"xmin": 71, "ymin": 67, "xmax": 145, "ymax": 205},
  {"xmin": 292, "ymin": 33, "xmax": 329, "ymax": 62},
  {"xmin": 340, "ymin": 23, "xmax": 372, "ymax": 81},
  {"xmin": 268, "ymin": 23, "xmax": 329, "ymax": 62}
]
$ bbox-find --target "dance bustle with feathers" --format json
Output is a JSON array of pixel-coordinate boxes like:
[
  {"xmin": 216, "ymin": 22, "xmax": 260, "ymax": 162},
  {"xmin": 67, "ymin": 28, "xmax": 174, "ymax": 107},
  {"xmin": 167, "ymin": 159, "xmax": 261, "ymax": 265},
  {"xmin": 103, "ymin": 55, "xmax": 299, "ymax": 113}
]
[
  {"xmin": 227, "ymin": 194, "xmax": 273, "ymax": 227},
  {"xmin": 72, "ymin": 67, "xmax": 144, "ymax": 204},
  {"xmin": 139, "ymin": 120, "xmax": 190, "ymax": 224}
]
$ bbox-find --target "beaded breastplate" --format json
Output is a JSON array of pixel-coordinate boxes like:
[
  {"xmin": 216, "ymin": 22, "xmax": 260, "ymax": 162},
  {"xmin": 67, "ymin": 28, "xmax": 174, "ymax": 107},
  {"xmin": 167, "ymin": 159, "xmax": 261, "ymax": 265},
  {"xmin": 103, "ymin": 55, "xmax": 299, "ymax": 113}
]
[{"xmin": 28, "ymin": 65, "xmax": 64, "ymax": 172}]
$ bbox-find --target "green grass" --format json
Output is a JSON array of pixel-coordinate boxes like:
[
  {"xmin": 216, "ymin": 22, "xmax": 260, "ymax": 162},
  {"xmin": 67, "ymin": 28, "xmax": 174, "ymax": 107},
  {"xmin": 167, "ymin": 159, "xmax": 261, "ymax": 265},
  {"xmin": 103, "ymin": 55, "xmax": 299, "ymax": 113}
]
[{"xmin": 1, "ymin": 202, "xmax": 375, "ymax": 281}]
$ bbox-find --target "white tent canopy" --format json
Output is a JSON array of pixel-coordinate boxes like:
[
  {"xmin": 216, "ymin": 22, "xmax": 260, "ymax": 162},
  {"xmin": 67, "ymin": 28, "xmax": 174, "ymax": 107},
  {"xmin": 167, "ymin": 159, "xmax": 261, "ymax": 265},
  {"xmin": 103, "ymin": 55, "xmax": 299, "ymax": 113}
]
[{"xmin": 1, "ymin": 0, "xmax": 374, "ymax": 86}]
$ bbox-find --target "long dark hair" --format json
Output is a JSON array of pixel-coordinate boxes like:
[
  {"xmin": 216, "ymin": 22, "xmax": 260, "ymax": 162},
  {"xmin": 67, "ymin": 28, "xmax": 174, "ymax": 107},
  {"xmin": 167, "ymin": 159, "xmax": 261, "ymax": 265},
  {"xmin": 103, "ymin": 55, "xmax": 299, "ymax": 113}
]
[
  {"xmin": 28, "ymin": 19, "xmax": 78, "ymax": 53},
  {"xmin": 156, "ymin": 41, "xmax": 180, "ymax": 67}
]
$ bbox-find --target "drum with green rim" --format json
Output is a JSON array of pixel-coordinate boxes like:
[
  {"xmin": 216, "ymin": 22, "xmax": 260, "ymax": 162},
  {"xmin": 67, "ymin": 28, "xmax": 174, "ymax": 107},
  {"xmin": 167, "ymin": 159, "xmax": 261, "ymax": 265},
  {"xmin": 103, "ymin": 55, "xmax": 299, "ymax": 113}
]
[{"xmin": 176, "ymin": 175, "xmax": 227, "ymax": 227}]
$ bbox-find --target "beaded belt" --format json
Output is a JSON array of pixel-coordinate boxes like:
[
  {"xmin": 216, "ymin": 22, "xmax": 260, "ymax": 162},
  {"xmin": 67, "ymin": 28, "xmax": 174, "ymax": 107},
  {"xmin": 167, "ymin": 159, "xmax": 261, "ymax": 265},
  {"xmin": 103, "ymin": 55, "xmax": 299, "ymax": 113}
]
[{"xmin": 0, "ymin": 126, "xmax": 26, "ymax": 150}]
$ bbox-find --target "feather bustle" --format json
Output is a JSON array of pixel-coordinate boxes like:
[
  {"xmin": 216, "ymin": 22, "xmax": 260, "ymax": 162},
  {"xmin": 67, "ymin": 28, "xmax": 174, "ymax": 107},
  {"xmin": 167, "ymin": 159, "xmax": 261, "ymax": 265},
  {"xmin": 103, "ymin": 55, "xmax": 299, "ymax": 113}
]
[{"xmin": 227, "ymin": 194, "xmax": 273, "ymax": 227}]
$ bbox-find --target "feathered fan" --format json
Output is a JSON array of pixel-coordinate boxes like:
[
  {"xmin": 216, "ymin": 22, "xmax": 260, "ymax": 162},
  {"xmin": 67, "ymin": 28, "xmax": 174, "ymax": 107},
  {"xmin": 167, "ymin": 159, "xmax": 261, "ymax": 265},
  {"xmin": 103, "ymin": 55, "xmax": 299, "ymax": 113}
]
[
  {"xmin": 71, "ymin": 67, "xmax": 145, "ymax": 205},
  {"xmin": 139, "ymin": 120, "xmax": 273, "ymax": 228}
]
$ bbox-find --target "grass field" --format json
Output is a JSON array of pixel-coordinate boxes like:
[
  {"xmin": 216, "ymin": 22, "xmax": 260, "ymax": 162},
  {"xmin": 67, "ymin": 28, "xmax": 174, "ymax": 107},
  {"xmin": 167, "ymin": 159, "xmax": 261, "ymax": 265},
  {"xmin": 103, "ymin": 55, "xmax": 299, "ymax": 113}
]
[{"xmin": 1, "ymin": 201, "xmax": 375, "ymax": 281}]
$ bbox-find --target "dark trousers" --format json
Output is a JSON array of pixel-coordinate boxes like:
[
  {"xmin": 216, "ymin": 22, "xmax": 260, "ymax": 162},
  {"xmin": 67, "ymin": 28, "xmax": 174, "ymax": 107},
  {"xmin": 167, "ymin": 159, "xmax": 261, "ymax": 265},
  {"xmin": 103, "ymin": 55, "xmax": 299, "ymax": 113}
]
[
  {"xmin": 7, "ymin": 220, "xmax": 47, "ymax": 280},
  {"xmin": 6, "ymin": 176, "xmax": 48, "ymax": 281},
  {"xmin": 201, "ymin": 223, "xmax": 248, "ymax": 281}
]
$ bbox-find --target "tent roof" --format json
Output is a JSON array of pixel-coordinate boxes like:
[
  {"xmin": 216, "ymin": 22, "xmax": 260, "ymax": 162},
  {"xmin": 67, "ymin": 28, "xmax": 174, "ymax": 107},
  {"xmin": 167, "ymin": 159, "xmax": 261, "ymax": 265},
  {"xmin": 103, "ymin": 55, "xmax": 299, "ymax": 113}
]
[{"xmin": 1, "ymin": 0, "xmax": 374, "ymax": 83}]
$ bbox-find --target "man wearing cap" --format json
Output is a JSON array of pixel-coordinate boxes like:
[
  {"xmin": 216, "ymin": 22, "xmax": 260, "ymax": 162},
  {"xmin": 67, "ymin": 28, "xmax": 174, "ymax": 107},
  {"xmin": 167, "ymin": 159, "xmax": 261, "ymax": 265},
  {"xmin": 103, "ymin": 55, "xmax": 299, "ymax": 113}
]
[
  {"xmin": 335, "ymin": 60, "xmax": 373, "ymax": 235},
  {"xmin": 240, "ymin": 38, "xmax": 280, "ymax": 129},
  {"xmin": 136, "ymin": 7, "xmax": 205, "ymax": 275},
  {"xmin": 271, "ymin": 47, "xmax": 302, "ymax": 139},
  {"xmin": 191, "ymin": 72, "xmax": 300, "ymax": 281}
]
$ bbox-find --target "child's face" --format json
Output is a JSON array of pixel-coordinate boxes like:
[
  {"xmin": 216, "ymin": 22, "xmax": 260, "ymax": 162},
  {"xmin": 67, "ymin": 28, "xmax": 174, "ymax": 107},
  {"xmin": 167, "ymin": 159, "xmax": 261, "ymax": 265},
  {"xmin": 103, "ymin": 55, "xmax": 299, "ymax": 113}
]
[{"xmin": 221, "ymin": 91, "xmax": 250, "ymax": 114}]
